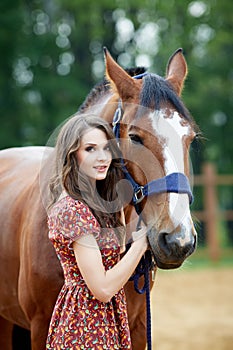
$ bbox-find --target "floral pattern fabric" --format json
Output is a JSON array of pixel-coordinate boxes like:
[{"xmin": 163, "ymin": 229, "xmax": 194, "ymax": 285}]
[{"xmin": 46, "ymin": 196, "xmax": 131, "ymax": 349}]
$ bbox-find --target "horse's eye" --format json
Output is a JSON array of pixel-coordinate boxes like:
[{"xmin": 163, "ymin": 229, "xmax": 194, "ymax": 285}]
[{"xmin": 129, "ymin": 134, "xmax": 143, "ymax": 145}]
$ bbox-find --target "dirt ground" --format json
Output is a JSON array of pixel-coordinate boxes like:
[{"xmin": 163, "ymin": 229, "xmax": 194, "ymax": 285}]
[{"xmin": 150, "ymin": 267, "xmax": 233, "ymax": 350}]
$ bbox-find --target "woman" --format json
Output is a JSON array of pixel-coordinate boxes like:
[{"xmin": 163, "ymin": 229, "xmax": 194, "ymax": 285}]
[{"xmin": 46, "ymin": 114, "xmax": 148, "ymax": 349}]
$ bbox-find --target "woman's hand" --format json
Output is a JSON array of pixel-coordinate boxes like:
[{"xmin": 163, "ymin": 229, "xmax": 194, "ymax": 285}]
[
  {"xmin": 73, "ymin": 225, "xmax": 149, "ymax": 303},
  {"xmin": 132, "ymin": 226, "xmax": 148, "ymax": 251}
]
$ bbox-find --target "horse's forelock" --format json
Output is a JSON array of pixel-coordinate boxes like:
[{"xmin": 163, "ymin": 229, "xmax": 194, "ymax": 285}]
[{"xmin": 139, "ymin": 74, "xmax": 195, "ymax": 127}]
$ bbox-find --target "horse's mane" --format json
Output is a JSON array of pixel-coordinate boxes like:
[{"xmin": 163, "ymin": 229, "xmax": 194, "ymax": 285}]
[
  {"xmin": 78, "ymin": 67, "xmax": 147, "ymax": 113},
  {"xmin": 79, "ymin": 66, "xmax": 198, "ymax": 132}
]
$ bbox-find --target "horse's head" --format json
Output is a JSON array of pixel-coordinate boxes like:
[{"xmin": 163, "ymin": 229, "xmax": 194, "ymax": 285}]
[{"xmin": 104, "ymin": 48, "xmax": 198, "ymax": 269}]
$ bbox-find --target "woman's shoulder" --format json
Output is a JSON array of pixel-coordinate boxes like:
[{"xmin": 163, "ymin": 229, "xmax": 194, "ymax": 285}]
[
  {"xmin": 50, "ymin": 195, "xmax": 93, "ymax": 218},
  {"xmin": 48, "ymin": 195, "xmax": 100, "ymax": 237}
]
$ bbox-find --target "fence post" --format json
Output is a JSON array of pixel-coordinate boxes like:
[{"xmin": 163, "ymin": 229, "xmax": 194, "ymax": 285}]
[{"xmin": 203, "ymin": 163, "xmax": 220, "ymax": 261}]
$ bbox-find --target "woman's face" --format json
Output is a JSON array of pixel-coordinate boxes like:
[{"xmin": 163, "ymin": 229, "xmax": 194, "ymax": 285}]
[{"xmin": 76, "ymin": 128, "xmax": 112, "ymax": 181}]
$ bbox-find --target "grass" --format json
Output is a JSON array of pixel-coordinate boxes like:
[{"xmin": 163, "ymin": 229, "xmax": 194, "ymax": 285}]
[{"xmin": 183, "ymin": 247, "xmax": 233, "ymax": 270}]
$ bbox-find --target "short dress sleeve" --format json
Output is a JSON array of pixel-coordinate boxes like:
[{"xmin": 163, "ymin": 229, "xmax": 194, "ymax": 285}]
[{"xmin": 50, "ymin": 198, "xmax": 100, "ymax": 246}]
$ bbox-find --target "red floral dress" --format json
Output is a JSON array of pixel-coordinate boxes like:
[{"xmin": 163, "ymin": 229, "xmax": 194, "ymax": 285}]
[{"xmin": 46, "ymin": 196, "xmax": 132, "ymax": 349}]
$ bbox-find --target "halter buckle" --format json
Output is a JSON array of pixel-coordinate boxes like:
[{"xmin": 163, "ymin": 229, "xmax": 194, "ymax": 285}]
[{"xmin": 134, "ymin": 186, "xmax": 145, "ymax": 204}]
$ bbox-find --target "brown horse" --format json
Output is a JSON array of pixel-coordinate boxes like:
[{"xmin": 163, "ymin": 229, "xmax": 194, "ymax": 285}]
[{"xmin": 0, "ymin": 48, "xmax": 198, "ymax": 349}]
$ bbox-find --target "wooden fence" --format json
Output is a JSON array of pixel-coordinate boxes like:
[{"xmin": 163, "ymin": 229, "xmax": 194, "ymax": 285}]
[{"xmin": 192, "ymin": 163, "xmax": 233, "ymax": 261}]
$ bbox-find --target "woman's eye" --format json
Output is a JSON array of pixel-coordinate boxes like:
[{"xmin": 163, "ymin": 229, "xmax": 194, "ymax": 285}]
[
  {"xmin": 129, "ymin": 134, "xmax": 143, "ymax": 145},
  {"xmin": 85, "ymin": 146, "xmax": 94, "ymax": 152}
]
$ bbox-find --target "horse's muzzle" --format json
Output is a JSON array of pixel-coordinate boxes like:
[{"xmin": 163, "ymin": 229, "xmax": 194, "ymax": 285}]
[{"xmin": 147, "ymin": 227, "xmax": 196, "ymax": 269}]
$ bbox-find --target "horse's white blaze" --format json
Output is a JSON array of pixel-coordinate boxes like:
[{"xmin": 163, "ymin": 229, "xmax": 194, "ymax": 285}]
[
  {"xmin": 169, "ymin": 193, "xmax": 194, "ymax": 244},
  {"xmin": 149, "ymin": 110, "xmax": 193, "ymax": 235},
  {"xmin": 175, "ymin": 214, "xmax": 194, "ymax": 245},
  {"xmin": 149, "ymin": 109, "xmax": 189, "ymax": 174}
]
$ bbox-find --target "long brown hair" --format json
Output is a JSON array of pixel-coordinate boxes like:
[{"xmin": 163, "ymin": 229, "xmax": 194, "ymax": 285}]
[{"xmin": 48, "ymin": 114, "xmax": 124, "ymax": 232}]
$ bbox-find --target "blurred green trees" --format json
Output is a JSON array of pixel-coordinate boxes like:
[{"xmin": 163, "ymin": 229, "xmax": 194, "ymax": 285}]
[{"xmin": 0, "ymin": 0, "xmax": 232, "ymax": 174}]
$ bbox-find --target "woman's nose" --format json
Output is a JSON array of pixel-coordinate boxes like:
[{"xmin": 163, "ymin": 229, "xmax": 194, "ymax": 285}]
[{"xmin": 97, "ymin": 149, "xmax": 108, "ymax": 160}]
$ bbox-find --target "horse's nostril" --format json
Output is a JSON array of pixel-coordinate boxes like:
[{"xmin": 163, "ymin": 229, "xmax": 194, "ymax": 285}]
[
  {"xmin": 158, "ymin": 231, "xmax": 195, "ymax": 258},
  {"xmin": 164, "ymin": 233, "xmax": 182, "ymax": 256},
  {"xmin": 158, "ymin": 232, "xmax": 171, "ymax": 256}
]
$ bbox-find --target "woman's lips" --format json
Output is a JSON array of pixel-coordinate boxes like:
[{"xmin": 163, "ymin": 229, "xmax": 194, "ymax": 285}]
[{"xmin": 94, "ymin": 165, "xmax": 108, "ymax": 172}]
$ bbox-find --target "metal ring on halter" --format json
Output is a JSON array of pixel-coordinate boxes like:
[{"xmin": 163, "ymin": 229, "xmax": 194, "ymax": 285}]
[
  {"xmin": 133, "ymin": 186, "xmax": 145, "ymax": 204},
  {"xmin": 112, "ymin": 106, "xmax": 122, "ymax": 126}
]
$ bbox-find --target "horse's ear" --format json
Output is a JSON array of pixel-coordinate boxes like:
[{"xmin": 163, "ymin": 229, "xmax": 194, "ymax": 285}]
[
  {"xmin": 103, "ymin": 47, "xmax": 139, "ymax": 100},
  {"xmin": 166, "ymin": 48, "xmax": 188, "ymax": 96}
]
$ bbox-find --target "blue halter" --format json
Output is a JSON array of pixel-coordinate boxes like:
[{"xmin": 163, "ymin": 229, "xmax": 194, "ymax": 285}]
[{"xmin": 112, "ymin": 73, "xmax": 194, "ymax": 213}]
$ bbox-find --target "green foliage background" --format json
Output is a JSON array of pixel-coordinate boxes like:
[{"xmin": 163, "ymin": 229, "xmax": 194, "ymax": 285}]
[
  {"xmin": 0, "ymin": 0, "xmax": 232, "ymax": 168},
  {"xmin": 0, "ymin": 1, "xmax": 232, "ymax": 224}
]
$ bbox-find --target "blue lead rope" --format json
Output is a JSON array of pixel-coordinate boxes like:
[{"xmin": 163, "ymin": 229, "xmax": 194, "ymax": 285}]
[
  {"xmin": 127, "ymin": 216, "xmax": 154, "ymax": 350},
  {"xmin": 129, "ymin": 251, "xmax": 152, "ymax": 350}
]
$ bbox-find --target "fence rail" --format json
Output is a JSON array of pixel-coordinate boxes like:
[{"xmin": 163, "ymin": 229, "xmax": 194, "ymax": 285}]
[{"xmin": 192, "ymin": 163, "xmax": 233, "ymax": 261}]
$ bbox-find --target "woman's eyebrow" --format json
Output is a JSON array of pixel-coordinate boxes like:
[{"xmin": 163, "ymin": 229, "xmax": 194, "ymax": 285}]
[
  {"xmin": 83, "ymin": 141, "xmax": 109, "ymax": 146},
  {"xmin": 83, "ymin": 142, "xmax": 96, "ymax": 146}
]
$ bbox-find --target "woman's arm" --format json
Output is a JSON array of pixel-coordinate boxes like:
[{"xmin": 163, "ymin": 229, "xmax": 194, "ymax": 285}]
[{"xmin": 73, "ymin": 227, "xmax": 148, "ymax": 303}]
